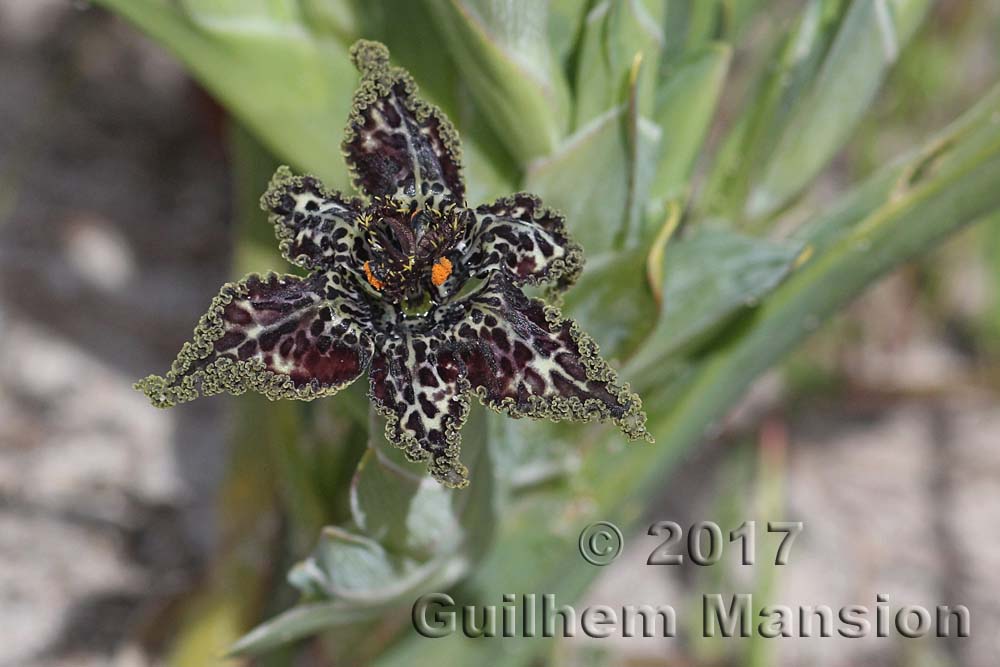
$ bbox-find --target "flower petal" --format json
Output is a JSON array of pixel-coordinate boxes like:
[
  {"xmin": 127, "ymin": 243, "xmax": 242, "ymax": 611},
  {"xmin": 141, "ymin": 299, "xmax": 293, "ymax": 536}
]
[
  {"xmin": 343, "ymin": 40, "xmax": 465, "ymax": 206},
  {"xmin": 465, "ymin": 193, "xmax": 583, "ymax": 292},
  {"xmin": 261, "ymin": 166, "xmax": 369, "ymax": 276},
  {"xmin": 454, "ymin": 276, "xmax": 650, "ymax": 440},
  {"xmin": 368, "ymin": 334, "xmax": 471, "ymax": 488},
  {"xmin": 136, "ymin": 272, "xmax": 373, "ymax": 407}
]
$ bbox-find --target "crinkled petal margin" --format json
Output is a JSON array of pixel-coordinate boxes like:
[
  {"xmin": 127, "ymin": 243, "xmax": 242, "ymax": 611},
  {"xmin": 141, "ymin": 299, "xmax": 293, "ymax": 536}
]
[
  {"xmin": 368, "ymin": 335, "xmax": 472, "ymax": 488},
  {"xmin": 261, "ymin": 166, "xmax": 366, "ymax": 274},
  {"xmin": 136, "ymin": 272, "xmax": 373, "ymax": 407},
  {"xmin": 343, "ymin": 40, "xmax": 465, "ymax": 206},
  {"xmin": 466, "ymin": 193, "xmax": 584, "ymax": 294},
  {"xmin": 455, "ymin": 276, "xmax": 651, "ymax": 441}
]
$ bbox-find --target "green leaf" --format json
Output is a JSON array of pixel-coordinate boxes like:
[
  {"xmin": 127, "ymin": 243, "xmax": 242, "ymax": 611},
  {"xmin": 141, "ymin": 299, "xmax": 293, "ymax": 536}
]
[
  {"xmin": 647, "ymin": 43, "xmax": 731, "ymax": 218},
  {"xmin": 99, "ymin": 0, "xmax": 520, "ymax": 204},
  {"xmin": 447, "ymin": 405, "xmax": 499, "ymax": 562},
  {"xmin": 424, "ymin": 0, "xmax": 572, "ymax": 165},
  {"xmin": 562, "ymin": 247, "xmax": 658, "ymax": 362},
  {"xmin": 572, "ymin": 0, "xmax": 665, "ymax": 128},
  {"xmin": 349, "ymin": 403, "xmax": 497, "ymax": 561},
  {"xmin": 288, "ymin": 527, "xmax": 410, "ymax": 599},
  {"xmin": 349, "ymin": 449, "xmax": 458, "ymax": 560},
  {"xmin": 230, "ymin": 406, "xmax": 496, "ymax": 655},
  {"xmin": 625, "ymin": 226, "xmax": 805, "ymax": 382},
  {"xmin": 745, "ymin": 0, "xmax": 932, "ymax": 219},
  {"xmin": 524, "ymin": 106, "xmax": 661, "ymax": 254},
  {"xmin": 794, "ymin": 84, "xmax": 1000, "ymax": 250},
  {"xmin": 702, "ymin": 0, "xmax": 848, "ymax": 219},
  {"xmin": 301, "ymin": 0, "xmax": 357, "ymax": 41},
  {"xmin": 95, "ymin": 0, "xmax": 358, "ymax": 189},
  {"xmin": 661, "ymin": 0, "xmax": 718, "ymax": 70},
  {"xmin": 227, "ymin": 598, "xmax": 395, "ymax": 657},
  {"xmin": 548, "ymin": 0, "xmax": 589, "ymax": 67},
  {"xmin": 490, "ymin": 417, "xmax": 579, "ymax": 491},
  {"xmin": 660, "ymin": 0, "xmax": 758, "ymax": 72},
  {"xmin": 717, "ymin": 0, "xmax": 770, "ymax": 39},
  {"xmin": 346, "ymin": 403, "xmax": 463, "ymax": 562},
  {"xmin": 177, "ymin": 0, "xmax": 303, "ymax": 26},
  {"xmin": 231, "ymin": 526, "xmax": 466, "ymax": 657}
]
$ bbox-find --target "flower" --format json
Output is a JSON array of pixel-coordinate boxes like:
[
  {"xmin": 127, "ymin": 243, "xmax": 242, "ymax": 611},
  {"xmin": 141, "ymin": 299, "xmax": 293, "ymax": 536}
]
[{"xmin": 136, "ymin": 40, "xmax": 651, "ymax": 488}]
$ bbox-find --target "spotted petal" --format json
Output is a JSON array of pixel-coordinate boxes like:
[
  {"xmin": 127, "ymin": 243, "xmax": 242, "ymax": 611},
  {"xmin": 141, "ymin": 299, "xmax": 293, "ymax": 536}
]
[
  {"xmin": 343, "ymin": 40, "xmax": 465, "ymax": 206},
  {"xmin": 261, "ymin": 166, "xmax": 366, "ymax": 273},
  {"xmin": 136, "ymin": 272, "xmax": 373, "ymax": 407},
  {"xmin": 368, "ymin": 333, "xmax": 471, "ymax": 488},
  {"xmin": 453, "ymin": 276, "xmax": 649, "ymax": 439},
  {"xmin": 464, "ymin": 193, "xmax": 583, "ymax": 292}
]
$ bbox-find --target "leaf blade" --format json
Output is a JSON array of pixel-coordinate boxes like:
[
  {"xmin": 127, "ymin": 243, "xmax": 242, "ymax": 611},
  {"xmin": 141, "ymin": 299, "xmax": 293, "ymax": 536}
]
[
  {"xmin": 424, "ymin": 0, "xmax": 572, "ymax": 164},
  {"xmin": 95, "ymin": 0, "xmax": 357, "ymax": 188},
  {"xmin": 745, "ymin": 0, "xmax": 931, "ymax": 219}
]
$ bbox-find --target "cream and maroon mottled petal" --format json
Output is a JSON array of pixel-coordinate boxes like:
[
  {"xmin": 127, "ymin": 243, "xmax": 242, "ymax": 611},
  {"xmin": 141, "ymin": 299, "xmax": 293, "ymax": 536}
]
[
  {"xmin": 464, "ymin": 193, "xmax": 583, "ymax": 293},
  {"xmin": 368, "ymin": 333, "xmax": 471, "ymax": 488},
  {"xmin": 261, "ymin": 166, "xmax": 367, "ymax": 273},
  {"xmin": 453, "ymin": 276, "xmax": 650, "ymax": 440},
  {"xmin": 343, "ymin": 40, "xmax": 465, "ymax": 206},
  {"xmin": 136, "ymin": 272, "xmax": 373, "ymax": 407}
]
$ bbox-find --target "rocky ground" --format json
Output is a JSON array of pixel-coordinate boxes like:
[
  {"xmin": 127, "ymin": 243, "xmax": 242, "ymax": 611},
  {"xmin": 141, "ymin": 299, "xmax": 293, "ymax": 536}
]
[
  {"xmin": 576, "ymin": 391, "xmax": 1000, "ymax": 667},
  {"xmin": 0, "ymin": 3, "xmax": 230, "ymax": 665},
  {"xmin": 1, "ymin": 3, "xmax": 997, "ymax": 667}
]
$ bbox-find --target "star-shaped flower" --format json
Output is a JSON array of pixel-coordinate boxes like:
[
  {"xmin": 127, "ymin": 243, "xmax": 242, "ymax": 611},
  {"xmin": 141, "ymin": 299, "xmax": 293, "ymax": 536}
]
[{"xmin": 137, "ymin": 41, "xmax": 651, "ymax": 488}]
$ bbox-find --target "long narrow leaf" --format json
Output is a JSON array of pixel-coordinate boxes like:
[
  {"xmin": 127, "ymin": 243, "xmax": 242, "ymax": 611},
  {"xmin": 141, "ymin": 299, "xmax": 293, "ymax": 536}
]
[
  {"xmin": 702, "ymin": 0, "xmax": 848, "ymax": 219},
  {"xmin": 745, "ymin": 0, "xmax": 931, "ymax": 219},
  {"xmin": 95, "ymin": 0, "xmax": 357, "ymax": 188},
  {"xmin": 573, "ymin": 0, "xmax": 665, "ymax": 127},
  {"xmin": 423, "ymin": 0, "xmax": 572, "ymax": 164},
  {"xmin": 647, "ymin": 42, "xmax": 731, "ymax": 219}
]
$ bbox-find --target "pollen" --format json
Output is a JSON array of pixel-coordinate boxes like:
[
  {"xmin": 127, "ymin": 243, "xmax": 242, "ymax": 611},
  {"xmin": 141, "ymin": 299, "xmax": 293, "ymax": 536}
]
[
  {"xmin": 364, "ymin": 261, "xmax": 383, "ymax": 290},
  {"xmin": 431, "ymin": 257, "xmax": 453, "ymax": 286}
]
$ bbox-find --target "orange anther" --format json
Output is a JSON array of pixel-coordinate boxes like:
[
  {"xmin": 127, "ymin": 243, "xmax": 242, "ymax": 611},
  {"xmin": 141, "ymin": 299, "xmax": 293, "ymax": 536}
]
[
  {"xmin": 364, "ymin": 261, "xmax": 383, "ymax": 290},
  {"xmin": 431, "ymin": 257, "xmax": 453, "ymax": 287}
]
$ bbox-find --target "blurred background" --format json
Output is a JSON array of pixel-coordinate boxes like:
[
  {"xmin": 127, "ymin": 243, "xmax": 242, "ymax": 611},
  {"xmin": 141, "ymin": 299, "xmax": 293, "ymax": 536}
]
[{"xmin": 1, "ymin": 1, "xmax": 999, "ymax": 666}]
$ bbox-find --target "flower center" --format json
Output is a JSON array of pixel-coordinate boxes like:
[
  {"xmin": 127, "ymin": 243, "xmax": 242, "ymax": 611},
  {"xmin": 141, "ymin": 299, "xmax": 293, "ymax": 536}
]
[{"xmin": 360, "ymin": 197, "xmax": 467, "ymax": 305}]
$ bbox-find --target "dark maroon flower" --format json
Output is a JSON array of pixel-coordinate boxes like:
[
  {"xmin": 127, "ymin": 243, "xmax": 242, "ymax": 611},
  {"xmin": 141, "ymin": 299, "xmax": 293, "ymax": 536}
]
[{"xmin": 137, "ymin": 41, "xmax": 650, "ymax": 487}]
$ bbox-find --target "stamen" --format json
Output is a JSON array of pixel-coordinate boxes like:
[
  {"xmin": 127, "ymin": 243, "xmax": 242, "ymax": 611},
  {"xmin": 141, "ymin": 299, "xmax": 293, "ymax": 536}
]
[
  {"xmin": 364, "ymin": 261, "xmax": 384, "ymax": 290},
  {"xmin": 431, "ymin": 257, "xmax": 453, "ymax": 286}
]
